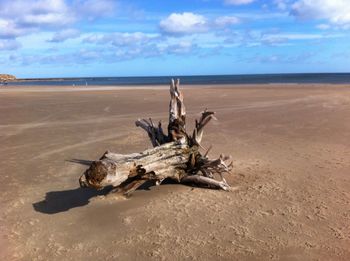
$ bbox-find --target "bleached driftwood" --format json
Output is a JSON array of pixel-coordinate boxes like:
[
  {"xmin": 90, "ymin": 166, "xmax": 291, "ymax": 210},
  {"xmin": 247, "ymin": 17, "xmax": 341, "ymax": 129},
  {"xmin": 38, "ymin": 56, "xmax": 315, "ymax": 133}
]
[{"xmin": 79, "ymin": 79, "xmax": 232, "ymax": 196}]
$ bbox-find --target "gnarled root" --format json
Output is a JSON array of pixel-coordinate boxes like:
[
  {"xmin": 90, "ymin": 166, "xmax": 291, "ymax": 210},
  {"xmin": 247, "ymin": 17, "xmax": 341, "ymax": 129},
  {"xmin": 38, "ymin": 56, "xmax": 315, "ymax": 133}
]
[{"xmin": 78, "ymin": 79, "xmax": 233, "ymax": 197}]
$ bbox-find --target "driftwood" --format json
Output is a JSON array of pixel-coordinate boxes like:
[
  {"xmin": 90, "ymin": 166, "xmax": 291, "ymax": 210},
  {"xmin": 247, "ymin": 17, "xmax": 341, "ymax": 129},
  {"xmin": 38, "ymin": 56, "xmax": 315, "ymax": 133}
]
[{"xmin": 79, "ymin": 79, "xmax": 232, "ymax": 196}]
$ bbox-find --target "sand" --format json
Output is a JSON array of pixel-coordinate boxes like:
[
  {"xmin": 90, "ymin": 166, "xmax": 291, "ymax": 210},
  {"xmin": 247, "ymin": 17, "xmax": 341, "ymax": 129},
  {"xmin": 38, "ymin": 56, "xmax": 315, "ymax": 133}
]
[{"xmin": 1, "ymin": 84, "xmax": 350, "ymax": 261}]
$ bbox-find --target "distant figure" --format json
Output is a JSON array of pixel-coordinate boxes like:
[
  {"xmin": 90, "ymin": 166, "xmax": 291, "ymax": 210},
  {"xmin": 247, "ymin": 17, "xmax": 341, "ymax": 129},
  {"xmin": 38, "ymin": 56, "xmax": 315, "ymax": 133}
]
[
  {"xmin": 85, "ymin": 81, "xmax": 88, "ymax": 86},
  {"xmin": 73, "ymin": 84, "xmax": 75, "ymax": 87}
]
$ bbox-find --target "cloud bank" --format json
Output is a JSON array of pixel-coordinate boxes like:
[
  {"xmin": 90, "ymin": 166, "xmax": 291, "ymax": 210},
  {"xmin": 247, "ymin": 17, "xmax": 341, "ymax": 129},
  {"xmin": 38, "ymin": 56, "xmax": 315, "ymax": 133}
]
[{"xmin": 291, "ymin": 0, "xmax": 350, "ymax": 28}]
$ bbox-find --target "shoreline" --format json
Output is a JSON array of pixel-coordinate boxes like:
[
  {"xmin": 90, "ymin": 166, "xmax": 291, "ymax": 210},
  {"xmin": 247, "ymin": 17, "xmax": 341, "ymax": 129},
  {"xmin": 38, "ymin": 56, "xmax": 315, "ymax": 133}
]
[{"xmin": 1, "ymin": 83, "xmax": 350, "ymax": 93}]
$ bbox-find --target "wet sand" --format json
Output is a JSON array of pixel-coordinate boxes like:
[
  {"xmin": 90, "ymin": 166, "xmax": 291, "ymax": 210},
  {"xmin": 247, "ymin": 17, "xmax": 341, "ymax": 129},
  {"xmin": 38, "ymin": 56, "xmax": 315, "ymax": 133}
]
[{"xmin": 1, "ymin": 84, "xmax": 350, "ymax": 261}]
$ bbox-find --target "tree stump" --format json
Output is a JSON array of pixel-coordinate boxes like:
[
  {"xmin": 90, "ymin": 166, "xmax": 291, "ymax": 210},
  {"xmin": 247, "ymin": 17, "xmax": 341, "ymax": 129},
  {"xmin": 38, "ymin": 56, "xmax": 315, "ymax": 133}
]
[{"xmin": 79, "ymin": 79, "xmax": 232, "ymax": 196}]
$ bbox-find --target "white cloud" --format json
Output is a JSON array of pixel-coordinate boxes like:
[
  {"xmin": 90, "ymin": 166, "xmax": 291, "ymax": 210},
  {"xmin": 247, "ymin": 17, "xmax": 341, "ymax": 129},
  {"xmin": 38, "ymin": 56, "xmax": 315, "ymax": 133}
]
[
  {"xmin": 0, "ymin": 0, "xmax": 74, "ymax": 28},
  {"xmin": 84, "ymin": 32, "xmax": 159, "ymax": 46},
  {"xmin": 274, "ymin": 0, "xmax": 290, "ymax": 10},
  {"xmin": 221, "ymin": 28, "xmax": 345, "ymax": 47},
  {"xmin": 48, "ymin": 29, "xmax": 80, "ymax": 42},
  {"xmin": 158, "ymin": 41, "xmax": 196, "ymax": 55},
  {"xmin": 292, "ymin": 0, "xmax": 350, "ymax": 27},
  {"xmin": 0, "ymin": 0, "xmax": 118, "ymax": 43},
  {"xmin": 215, "ymin": 16, "xmax": 240, "ymax": 27},
  {"xmin": 257, "ymin": 32, "xmax": 344, "ymax": 46},
  {"xmin": 160, "ymin": 12, "xmax": 208, "ymax": 34},
  {"xmin": 0, "ymin": 19, "xmax": 24, "ymax": 39},
  {"xmin": 160, "ymin": 13, "xmax": 243, "ymax": 35},
  {"xmin": 224, "ymin": 0, "xmax": 254, "ymax": 5},
  {"xmin": 80, "ymin": 31, "xmax": 202, "ymax": 60}
]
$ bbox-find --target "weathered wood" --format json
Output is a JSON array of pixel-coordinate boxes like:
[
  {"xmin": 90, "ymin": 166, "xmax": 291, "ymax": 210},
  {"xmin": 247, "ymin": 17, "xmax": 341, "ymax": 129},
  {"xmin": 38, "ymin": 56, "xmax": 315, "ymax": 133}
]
[
  {"xmin": 79, "ymin": 79, "xmax": 232, "ymax": 196},
  {"xmin": 181, "ymin": 175, "xmax": 230, "ymax": 191},
  {"xmin": 192, "ymin": 109, "xmax": 216, "ymax": 145},
  {"xmin": 79, "ymin": 141, "xmax": 192, "ymax": 189},
  {"xmin": 135, "ymin": 118, "xmax": 168, "ymax": 147},
  {"xmin": 168, "ymin": 79, "xmax": 187, "ymax": 141}
]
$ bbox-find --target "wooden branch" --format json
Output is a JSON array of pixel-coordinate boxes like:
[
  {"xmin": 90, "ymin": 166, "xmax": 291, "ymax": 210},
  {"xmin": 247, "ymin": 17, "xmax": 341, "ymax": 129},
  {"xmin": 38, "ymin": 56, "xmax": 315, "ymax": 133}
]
[
  {"xmin": 135, "ymin": 118, "xmax": 168, "ymax": 147},
  {"xmin": 181, "ymin": 175, "xmax": 230, "ymax": 191},
  {"xmin": 78, "ymin": 78, "xmax": 233, "ymax": 197},
  {"xmin": 168, "ymin": 79, "xmax": 187, "ymax": 142},
  {"xmin": 191, "ymin": 109, "xmax": 216, "ymax": 145},
  {"xmin": 135, "ymin": 79, "xmax": 187, "ymax": 147}
]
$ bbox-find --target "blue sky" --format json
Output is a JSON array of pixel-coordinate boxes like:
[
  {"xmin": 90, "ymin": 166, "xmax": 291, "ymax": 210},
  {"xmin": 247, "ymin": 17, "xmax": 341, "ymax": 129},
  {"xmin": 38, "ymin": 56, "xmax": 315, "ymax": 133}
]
[{"xmin": 0, "ymin": 0, "xmax": 349, "ymax": 78}]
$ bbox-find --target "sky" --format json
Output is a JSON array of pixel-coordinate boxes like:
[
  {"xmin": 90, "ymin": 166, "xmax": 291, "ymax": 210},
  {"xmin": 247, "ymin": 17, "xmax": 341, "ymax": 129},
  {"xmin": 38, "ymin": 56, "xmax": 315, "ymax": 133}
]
[{"xmin": 0, "ymin": 0, "xmax": 349, "ymax": 78}]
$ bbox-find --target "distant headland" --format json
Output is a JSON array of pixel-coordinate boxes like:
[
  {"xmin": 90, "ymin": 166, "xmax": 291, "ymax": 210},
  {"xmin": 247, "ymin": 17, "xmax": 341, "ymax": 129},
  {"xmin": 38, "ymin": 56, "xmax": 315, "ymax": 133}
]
[{"xmin": 0, "ymin": 74, "xmax": 16, "ymax": 83}]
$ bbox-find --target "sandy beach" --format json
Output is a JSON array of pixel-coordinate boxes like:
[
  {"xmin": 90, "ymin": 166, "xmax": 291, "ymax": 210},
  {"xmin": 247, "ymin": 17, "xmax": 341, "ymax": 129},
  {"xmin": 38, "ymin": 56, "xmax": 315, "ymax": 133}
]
[{"xmin": 1, "ymin": 84, "xmax": 350, "ymax": 261}]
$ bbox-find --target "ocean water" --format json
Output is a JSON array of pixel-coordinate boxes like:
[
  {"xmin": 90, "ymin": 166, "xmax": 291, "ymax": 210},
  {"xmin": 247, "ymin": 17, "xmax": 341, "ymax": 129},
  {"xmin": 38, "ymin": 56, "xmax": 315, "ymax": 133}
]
[{"xmin": 6, "ymin": 73, "xmax": 350, "ymax": 86}]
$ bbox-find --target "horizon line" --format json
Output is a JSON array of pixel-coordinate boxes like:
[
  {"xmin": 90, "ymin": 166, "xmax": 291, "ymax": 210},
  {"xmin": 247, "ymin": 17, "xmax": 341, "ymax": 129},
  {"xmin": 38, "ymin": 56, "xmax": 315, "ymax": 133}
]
[{"xmin": 16, "ymin": 72, "xmax": 350, "ymax": 80}]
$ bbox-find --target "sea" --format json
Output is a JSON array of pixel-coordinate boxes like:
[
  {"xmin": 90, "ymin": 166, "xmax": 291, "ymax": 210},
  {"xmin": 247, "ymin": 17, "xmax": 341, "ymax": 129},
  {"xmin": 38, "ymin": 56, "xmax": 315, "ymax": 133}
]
[{"xmin": 6, "ymin": 73, "xmax": 350, "ymax": 86}]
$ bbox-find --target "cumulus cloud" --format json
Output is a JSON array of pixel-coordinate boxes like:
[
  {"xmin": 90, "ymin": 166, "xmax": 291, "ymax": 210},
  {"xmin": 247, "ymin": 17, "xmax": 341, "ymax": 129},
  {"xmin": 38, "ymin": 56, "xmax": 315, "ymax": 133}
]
[
  {"xmin": 9, "ymin": 29, "xmax": 202, "ymax": 64},
  {"xmin": 160, "ymin": 12, "xmax": 208, "ymax": 34},
  {"xmin": 0, "ymin": 19, "xmax": 25, "ymax": 39},
  {"xmin": 160, "ymin": 13, "xmax": 241, "ymax": 35},
  {"xmin": 48, "ymin": 29, "xmax": 80, "ymax": 42},
  {"xmin": 0, "ymin": 0, "xmax": 75, "ymax": 45},
  {"xmin": 0, "ymin": 0, "xmax": 118, "ymax": 44},
  {"xmin": 224, "ymin": 0, "xmax": 254, "ymax": 5},
  {"xmin": 0, "ymin": 0, "xmax": 74, "ymax": 28},
  {"xmin": 214, "ymin": 16, "xmax": 240, "ymax": 27},
  {"xmin": 82, "ymin": 32, "xmax": 164, "ymax": 60},
  {"xmin": 291, "ymin": 0, "xmax": 350, "ymax": 27}
]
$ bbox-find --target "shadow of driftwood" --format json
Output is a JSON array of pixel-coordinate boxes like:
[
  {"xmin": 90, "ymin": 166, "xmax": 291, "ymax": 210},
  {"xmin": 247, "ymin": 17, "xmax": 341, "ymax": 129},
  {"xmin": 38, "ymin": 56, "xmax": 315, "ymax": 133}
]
[
  {"xmin": 33, "ymin": 158, "xmax": 194, "ymax": 214},
  {"xmin": 66, "ymin": 158, "xmax": 93, "ymax": 166},
  {"xmin": 32, "ymin": 179, "xmax": 183, "ymax": 214},
  {"xmin": 33, "ymin": 186, "xmax": 112, "ymax": 214}
]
